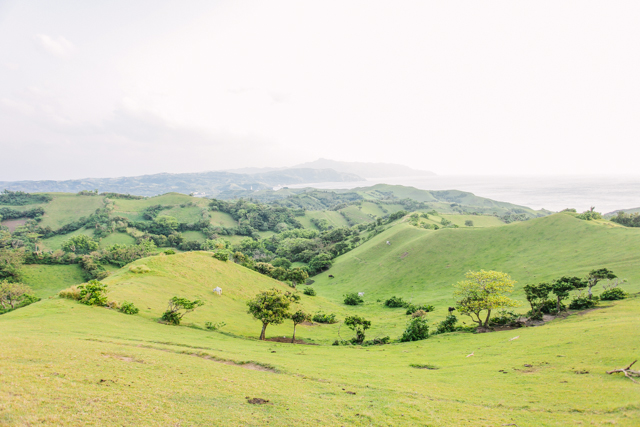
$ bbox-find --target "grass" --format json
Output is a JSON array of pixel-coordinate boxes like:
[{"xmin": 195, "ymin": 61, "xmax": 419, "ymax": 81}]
[
  {"xmin": 3, "ymin": 211, "xmax": 640, "ymax": 425},
  {"xmin": 297, "ymin": 210, "xmax": 350, "ymax": 229},
  {"xmin": 182, "ymin": 230, "xmax": 207, "ymax": 242},
  {"xmin": 20, "ymin": 264, "xmax": 85, "ymax": 298},
  {"xmin": 98, "ymin": 232, "xmax": 136, "ymax": 248},
  {"xmin": 39, "ymin": 228, "xmax": 95, "ymax": 251},
  {"xmin": 37, "ymin": 193, "xmax": 105, "ymax": 229}
]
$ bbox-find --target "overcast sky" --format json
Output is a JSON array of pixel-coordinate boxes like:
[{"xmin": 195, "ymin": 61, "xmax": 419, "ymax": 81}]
[{"xmin": 1, "ymin": 1, "xmax": 639, "ymax": 180}]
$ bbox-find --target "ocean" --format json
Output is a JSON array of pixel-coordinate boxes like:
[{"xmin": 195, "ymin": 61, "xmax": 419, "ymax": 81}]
[{"xmin": 288, "ymin": 175, "xmax": 640, "ymax": 214}]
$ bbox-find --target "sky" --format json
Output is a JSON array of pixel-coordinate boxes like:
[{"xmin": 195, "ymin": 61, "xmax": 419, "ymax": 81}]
[{"xmin": 1, "ymin": 0, "xmax": 640, "ymax": 181}]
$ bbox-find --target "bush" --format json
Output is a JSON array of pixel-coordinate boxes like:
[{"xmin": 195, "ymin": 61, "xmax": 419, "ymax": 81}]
[
  {"xmin": 600, "ymin": 288, "xmax": 628, "ymax": 301},
  {"xmin": 205, "ymin": 321, "xmax": 226, "ymax": 330},
  {"xmin": 161, "ymin": 296, "xmax": 204, "ymax": 325},
  {"xmin": 411, "ymin": 310, "xmax": 427, "ymax": 318},
  {"xmin": 77, "ymin": 280, "xmax": 109, "ymax": 306},
  {"xmin": 343, "ymin": 292, "xmax": 364, "ymax": 305},
  {"xmin": 118, "ymin": 301, "xmax": 139, "ymax": 315},
  {"xmin": 400, "ymin": 317, "xmax": 430, "ymax": 342},
  {"xmin": 363, "ymin": 336, "xmax": 390, "ymax": 346},
  {"xmin": 213, "ymin": 251, "xmax": 230, "ymax": 262},
  {"xmin": 312, "ymin": 312, "xmax": 337, "ymax": 324},
  {"xmin": 490, "ymin": 310, "xmax": 521, "ymax": 327},
  {"xmin": 384, "ymin": 296, "xmax": 405, "ymax": 308},
  {"xmin": 405, "ymin": 304, "xmax": 434, "ymax": 315},
  {"xmin": 303, "ymin": 287, "xmax": 316, "ymax": 296},
  {"xmin": 59, "ymin": 286, "xmax": 82, "ymax": 301},
  {"xmin": 164, "ymin": 249, "xmax": 176, "ymax": 255},
  {"xmin": 129, "ymin": 265, "xmax": 150, "ymax": 274},
  {"xmin": 344, "ymin": 315, "xmax": 371, "ymax": 344},
  {"xmin": 465, "ymin": 220, "xmax": 474, "ymax": 227},
  {"xmin": 435, "ymin": 314, "xmax": 458, "ymax": 334},
  {"xmin": 569, "ymin": 295, "xmax": 599, "ymax": 310}
]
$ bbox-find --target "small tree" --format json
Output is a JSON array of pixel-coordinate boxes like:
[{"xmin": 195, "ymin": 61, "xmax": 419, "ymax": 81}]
[
  {"xmin": 454, "ymin": 270, "xmax": 519, "ymax": 328},
  {"xmin": 161, "ymin": 297, "xmax": 204, "ymax": 325},
  {"xmin": 586, "ymin": 268, "xmax": 616, "ymax": 299},
  {"xmin": 78, "ymin": 280, "xmax": 109, "ymax": 306},
  {"xmin": 523, "ymin": 283, "xmax": 552, "ymax": 320},
  {"xmin": 400, "ymin": 316, "xmax": 430, "ymax": 342},
  {"xmin": 551, "ymin": 276, "xmax": 583, "ymax": 312},
  {"xmin": 344, "ymin": 315, "xmax": 371, "ymax": 344},
  {"xmin": 61, "ymin": 234, "xmax": 98, "ymax": 255},
  {"xmin": 343, "ymin": 292, "xmax": 364, "ymax": 305},
  {"xmin": 247, "ymin": 288, "xmax": 299, "ymax": 340},
  {"xmin": 465, "ymin": 220, "xmax": 474, "ymax": 227},
  {"xmin": 0, "ymin": 281, "xmax": 33, "ymax": 310},
  {"xmin": 290, "ymin": 310, "xmax": 310, "ymax": 343},
  {"xmin": 287, "ymin": 267, "xmax": 309, "ymax": 288}
]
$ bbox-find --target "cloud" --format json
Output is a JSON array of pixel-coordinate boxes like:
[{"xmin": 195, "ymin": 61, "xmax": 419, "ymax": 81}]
[{"xmin": 33, "ymin": 34, "xmax": 75, "ymax": 57}]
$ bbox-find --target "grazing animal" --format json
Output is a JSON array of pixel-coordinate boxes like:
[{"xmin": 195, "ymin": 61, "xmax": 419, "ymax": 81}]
[
  {"xmin": 448, "ymin": 307, "xmax": 456, "ymax": 313},
  {"xmin": 386, "ymin": 241, "xmax": 391, "ymax": 245},
  {"xmin": 328, "ymin": 275, "xmax": 334, "ymax": 278},
  {"xmin": 213, "ymin": 287, "xmax": 222, "ymax": 295},
  {"xmin": 358, "ymin": 292, "xmax": 364, "ymax": 297}
]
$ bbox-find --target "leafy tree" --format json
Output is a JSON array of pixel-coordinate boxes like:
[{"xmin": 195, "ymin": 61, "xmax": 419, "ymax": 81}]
[
  {"xmin": 344, "ymin": 315, "xmax": 371, "ymax": 344},
  {"xmin": 0, "ymin": 249, "xmax": 24, "ymax": 282},
  {"xmin": 400, "ymin": 316, "xmax": 430, "ymax": 342},
  {"xmin": 290, "ymin": 310, "xmax": 310, "ymax": 343},
  {"xmin": 61, "ymin": 234, "xmax": 99, "ymax": 255},
  {"xmin": 454, "ymin": 270, "xmax": 519, "ymax": 328},
  {"xmin": 247, "ymin": 288, "xmax": 298, "ymax": 340},
  {"xmin": 523, "ymin": 283, "xmax": 552, "ymax": 320},
  {"xmin": 154, "ymin": 215, "xmax": 179, "ymax": 231},
  {"xmin": 586, "ymin": 268, "xmax": 616, "ymax": 299},
  {"xmin": 551, "ymin": 276, "xmax": 583, "ymax": 312},
  {"xmin": 161, "ymin": 296, "xmax": 204, "ymax": 325},
  {"xmin": 77, "ymin": 280, "xmax": 109, "ymax": 306},
  {"xmin": 271, "ymin": 257, "xmax": 291, "ymax": 269},
  {"xmin": 303, "ymin": 287, "xmax": 316, "ymax": 296},
  {"xmin": 308, "ymin": 253, "xmax": 332, "ymax": 274},
  {"xmin": 0, "ymin": 281, "xmax": 34, "ymax": 310},
  {"xmin": 343, "ymin": 292, "xmax": 364, "ymax": 305},
  {"xmin": 287, "ymin": 267, "xmax": 309, "ymax": 288},
  {"xmin": 464, "ymin": 220, "xmax": 474, "ymax": 227}
]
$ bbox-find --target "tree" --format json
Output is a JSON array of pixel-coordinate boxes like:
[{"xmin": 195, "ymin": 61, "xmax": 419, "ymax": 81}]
[
  {"xmin": 271, "ymin": 257, "xmax": 291, "ymax": 269},
  {"xmin": 586, "ymin": 268, "xmax": 616, "ymax": 299},
  {"xmin": 154, "ymin": 215, "xmax": 179, "ymax": 231},
  {"xmin": 400, "ymin": 316, "xmax": 430, "ymax": 342},
  {"xmin": 344, "ymin": 315, "xmax": 371, "ymax": 344},
  {"xmin": 161, "ymin": 296, "xmax": 204, "ymax": 325},
  {"xmin": 61, "ymin": 234, "xmax": 99, "ymax": 255},
  {"xmin": 77, "ymin": 280, "xmax": 109, "ymax": 306},
  {"xmin": 0, "ymin": 281, "xmax": 33, "ymax": 310},
  {"xmin": 287, "ymin": 267, "xmax": 309, "ymax": 288},
  {"xmin": 552, "ymin": 276, "xmax": 583, "ymax": 312},
  {"xmin": 308, "ymin": 253, "xmax": 332, "ymax": 274},
  {"xmin": 453, "ymin": 270, "xmax": 519, "ymax": 328},
  {"xmin": 0, "ymin": 248, "xmax": 24, "ymax": 282},
  {"xmin": 465, "ymin": 220, "xmax": 474, "ymax": 227},
  {"xmin": 290, "ymin": 310, "xmax": 310, "ymax": 343},
  {"xmin": 523, "ymin": 283, "xmax": 552, "ymax": 320},
  {"xmin": 247, "ymin": 288, "xmax": 298, "ymax": 340},
  {"xmin": 343, "ymin": 292, "xmax": 364, "ymax": 305}
]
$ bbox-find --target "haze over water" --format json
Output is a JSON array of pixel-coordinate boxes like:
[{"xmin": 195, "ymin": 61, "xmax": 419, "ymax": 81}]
[{"xmin": 289, "ymin": 175, "xmax": 640, "ymax": 214}]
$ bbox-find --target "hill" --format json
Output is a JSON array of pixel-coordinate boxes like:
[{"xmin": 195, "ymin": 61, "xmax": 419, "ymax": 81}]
[
  {"xmin": 292, "ymin": 158, "xmax": 435, "ymax": 178},
  {"xmin": 0, "ymin": 168, "xmax": 362, "ymax": 197}
]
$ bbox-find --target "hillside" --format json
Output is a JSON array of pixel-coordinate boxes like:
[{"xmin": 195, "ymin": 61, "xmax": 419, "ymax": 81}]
[
  {"xmin": 291, "ymin": 158, "xmax": 436, "ymax": 178},
  {"xmin": 0, "ymin": 168, "xmax": 362, "ymax": 197}
]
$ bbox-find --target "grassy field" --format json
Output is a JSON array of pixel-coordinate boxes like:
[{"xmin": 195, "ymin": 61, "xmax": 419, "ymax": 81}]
[
  {"xmin": 98, "ymin": 232, "xmax": 136, "ymax": 248},
  {"xmin": 37, "ymin": 193, "xmax": 105, "ymax": 229},
  {"xmin": 40, "ymin": 228, "xmax": 95, "ymax": 251},
  {"xmin": 3, "ymin": 208, "xmax": 640, "ymax": 425},
  {"xmin": 20, "ymin": 264, "xmax": 86, "ymax": 298},
  {"xmin": 297, "ymin": 210, "xmax": 350, "ymax": 229}
]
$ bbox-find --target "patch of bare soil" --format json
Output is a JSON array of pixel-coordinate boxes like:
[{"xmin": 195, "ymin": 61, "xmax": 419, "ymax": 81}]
[
  {"xmin": 103, "ymin": 354, "xmax": 145, "ymax": 363},
  {"xmin": 246, "ymin": 397, "xmax": 270, "ymax": 405},
  {"xmin": 1, "ymin": 219, "xmax": 27, "ymax": 232},
  {"xmin": 400, "ymin": 252, "xmax": 409, "ymax": 259},
  {"xmin": 265, "ymin": 337, "xmax": 317, "ymax": 345}
]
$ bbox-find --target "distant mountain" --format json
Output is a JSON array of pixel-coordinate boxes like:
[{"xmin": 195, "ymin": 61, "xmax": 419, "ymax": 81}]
[
  {"xmin": 291, "ymin": 158, "xmax": 435, "ymax": 178},
  {"xmin": 0, "ymin": 168, "xmax": 363, "ymax": 197},
  {"xmin": 604, "ymin": 207, "xmax": 640, "ymax": 218}
]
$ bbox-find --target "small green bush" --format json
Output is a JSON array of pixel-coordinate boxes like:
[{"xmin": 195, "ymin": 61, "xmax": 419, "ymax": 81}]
[
  {"xmin": 78, "ymin": 280, "xmax": 109, "ymax": 306},
  {"xmin": 164, "ymin": 249, "xmax": 176, "ymax": 255},
  {"xmin": 569, "ymin": 296, "xmax": 599, "ymax": 310},
  {"xmin": 400, "ymin": 317, "xmax": 430, "ymax": 342},
  {"xmin": 405, "ymin": 303, "xmax": 434, "ymax": 315},
  {"xmin": 312, "ymin": 312, "xmax": 338, "ymax": 324},
  {"xmin": 118, "ymin": 301, "xmax": 139, "ymax": 315},
  {"xmin": 384, "ymin": 296, "xmax": 405, "ymax": 308},
  {"xmin": 303, "ymin": 287, "xmax": 316, "ymax": 296},
  {"xmin": 363, "ymin": 336, "xmax": 390, "ymax": 346},
  {"xmin": 212, "ymin": 251, "xmax": 230, "ymax": 262},
  {"xmin": 59, "ymin": 286, "xmax": 82, "ymax": 301},
  {"xmin": 129, "ymin": 265, "xmax": 150, "ymax": 274},
  {"xmin": 435, "ymin": 314, "xmax": 458, "ymax": 334},
  {"xmin": 490, "ymin": 310, "xmax": 521, "ymax": 327},
  {"xmin": 343, "ymin": 292, "xmax": 364, "ymax": 306},
  {"xmin": 600, "ymin": 288, "xmax": 627, "ymax": 301},
  {"xmin": 205, "ymin": 321, "xmax": 226, "ymax": 330}
]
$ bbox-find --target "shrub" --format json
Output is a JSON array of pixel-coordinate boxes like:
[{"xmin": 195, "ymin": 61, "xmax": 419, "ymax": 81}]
[
  {"xmin": 161, "ymin": 296, "xmax": 204, "ymax": 325},
  {"xmin": 78, "ymin": 280, "xmax": 109, "ymax": 306},
  {"xmin": 384, "ymin": 296, "xmax": 405, "ymax": 308},
  {"xmin": 411, "ymin": 310, "xmax": 427, "ymax": 318},
  {"xmin": 435, "ymin": 314, "xmax": 458, "ymax": 334},
  {"xmin": 464, "ymin": 220, "xmax": 474, "ymax": 227},
  {"xmin": 129, "ymin": 265, "xmax": 150, "ymax": 274},
  {"xmin": 405, "ymin": 304, "xmax": 435, "ymax": 315},
  {"xmin": 213, "ymin": 251, "xmax": 230, "ymax": 261},
  {"xmin": 164, "ymin": 249, "xmax": 176, "ymax": 255},
  {"xmin": 490, "ymin": 310, "xmax": 521, "ymax": 327},
  {"xmin": 312, "ymin": 312, "xmax": 338, "ymax": 324},
  {"xmin": 205, "ymin": 321, "xmax": 226, "ymax": 330},
  {"xmin": 119, "ymin": 301, "xmax": 139, "ymax": 315},
  {"xmin": 59, "ymin": 286, "xmax": 82, "ymax": 301},
  {"xmin": 363, "ymin": 336, "xmax": 390, "ymax": 346},
  {"xmin": 569, "ymin": 295, "xmax": 599, "ymax": 310},
  {"xmin": 400, "ymin": 317, "xmax": 430, "ymax": 342},
  {"xmin": 343, "ymin": 292, "xmax": 364, "ymax": 305},
  {"xmin": 303, "ymin": 287, "xmax": 316, "ymax": 296},
  {"xmin": 600, "ymin": 288, "xmax": 628, "ymax": 301},
  {"xmin": 344, "ymin": 315, "xmax": 371, "ymax": 344}
]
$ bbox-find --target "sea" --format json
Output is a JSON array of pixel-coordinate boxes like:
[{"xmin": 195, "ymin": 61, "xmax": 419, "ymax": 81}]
[{"xmin": 288, "ymin": 175, "xmax": 640, "ymax": 214}]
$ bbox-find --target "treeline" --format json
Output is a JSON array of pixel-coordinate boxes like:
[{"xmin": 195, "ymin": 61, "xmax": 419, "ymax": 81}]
[
  {"xmin": 0, "ymin": 207, "xmax": 45, "ymax": 221},
  {"xmin": 610, "ymin": 212, "xmax": 640, "ymax": 227},
  {"xmin": 0, "ymin": 190, "xmax": 52, "ymax": 206}
]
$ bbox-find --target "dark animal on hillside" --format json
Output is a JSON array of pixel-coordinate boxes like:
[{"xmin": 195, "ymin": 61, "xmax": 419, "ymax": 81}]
[
  {"xmin": 448, "ymin": 307, "xmax": 455, "ymax": 313},
  {"xmin": 328, "ymin": 275, "xmax": 334, "ymax": 278}
]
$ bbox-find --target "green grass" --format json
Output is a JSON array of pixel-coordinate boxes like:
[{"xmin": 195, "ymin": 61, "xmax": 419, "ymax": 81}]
[
  {"xmin": 182, "ymin": 230, "xmax": 207, "ymax": 242},
  {"xmin": 297, "ymin": 211, "xmax": 350, "ymax": 229},
  {"xmin": 39, "ymin": 228, "xmax": 95, "ymax": 251},
  {"xmin": 98, "ymin": 232, "xmax": 136, "ymax": 248},
  {"xmin": 20, "ymin": 264, "xmax": 85, "ymax": 298},
  {"xmin": 3, "ymin": 213, "xmax": 640, "ymax": 425},
  {"xmin": 209, "ymin": 211, "xmax": 238, "ymax": 227},
  {"xmin": 440, "ymin": 213, "xmax": 505, "ymax": 227},
  {"xmin": 37, "ymin": 193, "xmax": 105, "ymax": 229}
]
